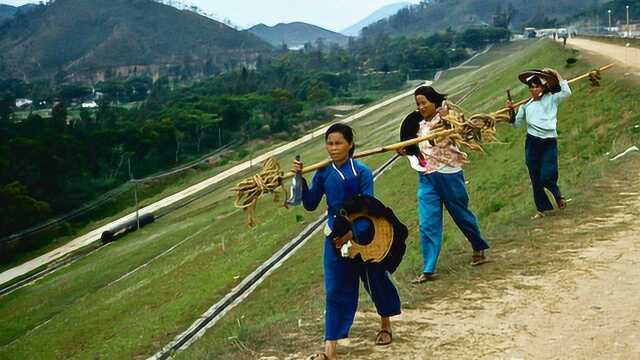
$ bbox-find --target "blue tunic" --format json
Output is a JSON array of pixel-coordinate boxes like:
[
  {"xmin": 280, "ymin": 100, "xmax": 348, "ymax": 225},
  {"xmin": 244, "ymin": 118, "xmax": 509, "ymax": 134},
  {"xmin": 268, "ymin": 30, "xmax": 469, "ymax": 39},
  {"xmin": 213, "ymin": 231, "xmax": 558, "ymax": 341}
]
[{"xmin": 302, "ymin": 158, "xmax": 401, "ymax": 340}]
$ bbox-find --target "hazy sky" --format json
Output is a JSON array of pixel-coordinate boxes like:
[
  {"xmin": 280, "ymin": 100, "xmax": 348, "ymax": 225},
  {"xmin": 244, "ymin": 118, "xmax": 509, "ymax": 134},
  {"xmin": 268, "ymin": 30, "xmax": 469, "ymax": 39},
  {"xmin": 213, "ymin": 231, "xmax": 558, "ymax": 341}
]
[{"xmin": 2, "ymin": 0, "xmax": 418, "ymax": 31}]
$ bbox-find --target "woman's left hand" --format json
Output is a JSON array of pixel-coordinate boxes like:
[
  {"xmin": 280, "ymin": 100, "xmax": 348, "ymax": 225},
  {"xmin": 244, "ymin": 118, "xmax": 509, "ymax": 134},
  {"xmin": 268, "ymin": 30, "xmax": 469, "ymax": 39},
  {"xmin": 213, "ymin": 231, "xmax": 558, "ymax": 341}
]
[
  {"xmin": 436, "ymin": 102, "xmax": 449, "ymax": 118},
  {"xmin": 544, "ymin": 68, "xmax": 563, "ymax": 81},
  {"xmin": 291, "ymin": 159, "xmax": 303, "ymax": 173}
]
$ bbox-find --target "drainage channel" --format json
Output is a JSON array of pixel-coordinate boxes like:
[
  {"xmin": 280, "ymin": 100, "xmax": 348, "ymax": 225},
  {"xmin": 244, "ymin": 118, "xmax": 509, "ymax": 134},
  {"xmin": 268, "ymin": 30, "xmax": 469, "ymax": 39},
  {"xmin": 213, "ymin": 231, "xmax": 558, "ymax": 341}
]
[{"xmin": 149, "ymin": 154, "xmax": 400, "ymax": 360}]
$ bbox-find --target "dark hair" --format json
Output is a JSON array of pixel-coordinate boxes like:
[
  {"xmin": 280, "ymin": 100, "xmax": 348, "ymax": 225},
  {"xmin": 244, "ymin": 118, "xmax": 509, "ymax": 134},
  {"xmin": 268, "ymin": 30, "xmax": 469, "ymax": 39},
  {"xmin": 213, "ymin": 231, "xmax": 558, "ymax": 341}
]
[
  {"xmin": 325, "ymin": 123, "xmax": 355, "ymax": 157},
  {"xmin": 526, "ymin": 76, "xmax": 550, "ymax": 95},
  {"xmin": 399, "ymin": 111, "xmax": 422, "ymax": 156},
  {"xmin": 414, "ymin": 86, "xmax": 447, "ymax": 107}
]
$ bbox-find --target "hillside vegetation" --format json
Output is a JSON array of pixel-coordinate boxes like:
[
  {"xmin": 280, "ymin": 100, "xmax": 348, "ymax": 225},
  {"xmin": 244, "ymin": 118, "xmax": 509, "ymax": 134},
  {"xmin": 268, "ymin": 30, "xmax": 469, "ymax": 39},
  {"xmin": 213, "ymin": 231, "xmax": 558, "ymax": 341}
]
[
  {"xmin": 0, "ymin": 0, "xmax": 271, "ymax": 82},
  {"xmin": 0, "ymin": 40, "xmax": 638, "ymax": 359},
  {"xmin": 362, "ymin": 0, "xmax": 608, "ymax": 38},
  {"xmin": 249, "ymin": 22, "xmax": 349, "ymax": 49}
]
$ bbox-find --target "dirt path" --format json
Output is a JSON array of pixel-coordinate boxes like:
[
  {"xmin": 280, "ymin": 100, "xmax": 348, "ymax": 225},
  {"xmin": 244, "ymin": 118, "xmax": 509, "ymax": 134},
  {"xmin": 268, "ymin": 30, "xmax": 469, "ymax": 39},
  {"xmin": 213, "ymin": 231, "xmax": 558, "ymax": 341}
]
[
  {"xmin": 566, "ymin": 37, "xmax": 640, "ymax": 71},
  {"xmin": 339, "ymin": 162, "xmax": 640, "ymax": 359},
  {"xmin": 266, "ymin": 156, "xmax": 640, "ymax": 360}
]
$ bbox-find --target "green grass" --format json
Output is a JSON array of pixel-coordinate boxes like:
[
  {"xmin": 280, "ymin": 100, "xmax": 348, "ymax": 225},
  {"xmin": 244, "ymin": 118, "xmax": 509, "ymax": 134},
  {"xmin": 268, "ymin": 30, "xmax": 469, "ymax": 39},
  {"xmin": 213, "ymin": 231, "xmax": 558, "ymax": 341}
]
[{"xmin": 1, "ymin": 39, "xmax": 638, "ymax": 359}]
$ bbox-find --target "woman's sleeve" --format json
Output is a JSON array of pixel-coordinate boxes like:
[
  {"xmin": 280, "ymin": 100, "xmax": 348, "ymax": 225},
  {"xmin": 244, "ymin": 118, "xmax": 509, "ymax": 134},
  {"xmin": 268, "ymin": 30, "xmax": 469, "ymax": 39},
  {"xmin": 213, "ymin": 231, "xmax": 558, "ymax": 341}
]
[
  {"xmin": 359, "ymin": 165, "xmax": 374, "ymax": 197},
  {"xmin": 553, "ymin": 80, "xmax": 572, "ymax": 103},
  {"xmin": 513, "ymin": 105, "xmax": 526, "ymax": 128},
  {"xmin": 302, "ymin": 170, "xmax": 325, "ymax": 211}
]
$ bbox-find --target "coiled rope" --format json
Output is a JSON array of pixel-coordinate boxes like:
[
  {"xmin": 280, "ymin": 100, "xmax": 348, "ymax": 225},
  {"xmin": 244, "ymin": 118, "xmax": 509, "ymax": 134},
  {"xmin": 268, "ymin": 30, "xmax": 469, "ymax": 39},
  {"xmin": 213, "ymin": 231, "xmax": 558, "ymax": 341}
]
[
  {"xmin": 232, "ymin": 158, "xmax": 287, "ymax": 226},
  {"xmin": 431, "ymin": 102, "xmax": 510, "ymax": 152}
]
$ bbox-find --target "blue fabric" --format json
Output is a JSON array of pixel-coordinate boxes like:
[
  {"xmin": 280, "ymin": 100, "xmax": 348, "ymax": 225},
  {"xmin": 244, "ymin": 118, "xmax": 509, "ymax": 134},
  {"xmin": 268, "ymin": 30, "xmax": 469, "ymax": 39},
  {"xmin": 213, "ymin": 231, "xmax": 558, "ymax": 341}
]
[
  {"xmin": 417, "ymin": 171, "xmax": 489, "ymax": 274},
  {"xmin": 525, "ymin": 134, "xmax": 562, "ymax": 212},
  {"xmin": 302, "ymin": 159, "xmax": 401, "ymax": 340}
]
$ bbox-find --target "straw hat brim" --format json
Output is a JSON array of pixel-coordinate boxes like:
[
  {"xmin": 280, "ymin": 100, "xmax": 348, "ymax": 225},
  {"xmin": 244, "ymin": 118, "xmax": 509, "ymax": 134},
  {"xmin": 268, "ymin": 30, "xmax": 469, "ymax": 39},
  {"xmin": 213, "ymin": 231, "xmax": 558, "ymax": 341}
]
[{"xmin": 518, "ymin": 69, "xmax": 561, "ymax": 93}]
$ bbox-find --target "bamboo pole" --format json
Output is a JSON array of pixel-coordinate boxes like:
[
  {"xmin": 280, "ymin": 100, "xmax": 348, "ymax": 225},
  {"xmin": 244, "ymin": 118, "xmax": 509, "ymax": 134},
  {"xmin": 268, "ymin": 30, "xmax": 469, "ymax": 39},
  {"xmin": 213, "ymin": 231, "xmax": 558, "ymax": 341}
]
[
  {"xmin": 280, "ymin": 129, "xmax": 457, "ymax": 180},
  {"xmin": 494, "ymin": 63, "xmax": 614, "ymax": 115},
  {"xmin": 279, "ymin": 64, "xmax": 614, "ymax": 180},
  {"xmin": 235, "ymin": 63, "xmax": 616, "ymax": 226}
]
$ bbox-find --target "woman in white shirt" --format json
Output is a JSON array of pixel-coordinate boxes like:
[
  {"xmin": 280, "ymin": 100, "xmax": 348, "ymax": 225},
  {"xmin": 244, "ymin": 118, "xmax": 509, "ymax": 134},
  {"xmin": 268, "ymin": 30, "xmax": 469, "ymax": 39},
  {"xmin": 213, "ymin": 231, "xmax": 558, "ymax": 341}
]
[{"xmin": 508, "ymin": 68, "xmax": 571, "ymax": 219}]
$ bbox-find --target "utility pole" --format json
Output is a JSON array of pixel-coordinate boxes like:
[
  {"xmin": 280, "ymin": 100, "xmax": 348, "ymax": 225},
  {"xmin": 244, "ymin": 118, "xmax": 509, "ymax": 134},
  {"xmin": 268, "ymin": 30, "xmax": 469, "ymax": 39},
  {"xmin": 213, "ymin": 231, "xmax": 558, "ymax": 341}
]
[
  {"xmin": 627, "ymin": 5, "xmax": 631, "ymax": 38},
  {"xmin": 129, "ymin": 157, "xmax": 140, "ymax": 230}
]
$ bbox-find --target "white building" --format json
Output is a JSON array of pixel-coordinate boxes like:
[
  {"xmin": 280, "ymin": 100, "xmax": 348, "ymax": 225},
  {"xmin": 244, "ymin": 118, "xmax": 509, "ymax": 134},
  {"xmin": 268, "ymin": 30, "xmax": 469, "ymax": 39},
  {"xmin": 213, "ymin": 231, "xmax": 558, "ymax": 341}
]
[
  {"xmin": 15, "ymin": 98, "xmax": 33, "ymax": 108},
  {"xmin": 81, "ymin": 101, "xmax": 99, "ymax": 109}
]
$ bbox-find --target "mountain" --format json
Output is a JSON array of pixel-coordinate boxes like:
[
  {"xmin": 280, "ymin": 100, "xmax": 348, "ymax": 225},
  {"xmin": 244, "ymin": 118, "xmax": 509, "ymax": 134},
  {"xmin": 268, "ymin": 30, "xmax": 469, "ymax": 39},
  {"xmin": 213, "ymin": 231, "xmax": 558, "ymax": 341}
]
[
  {"xmin": 0, "ymin": 3, "xmax": 37, "ymax": 24},
  {"xmin": 569, "ymin": 0, "xmax": 640, "ymax": 27},
  {"xmin": 0, "ymin": 4, "xmax": 17, "ymax": 23},
  {"xmin": 0, "ymin": 0, "xmax": 272, "ymax": 83},
  {"xmin": 361, "ymin": 0, "xmax": 608, "ymax": 38},
  {"xmin": 341, "ymin": 2, "xmax": 412, "ymax": 37},
  {"xmin": 249, "ymin": 22, "xmax": 349, "ymax": 49}
]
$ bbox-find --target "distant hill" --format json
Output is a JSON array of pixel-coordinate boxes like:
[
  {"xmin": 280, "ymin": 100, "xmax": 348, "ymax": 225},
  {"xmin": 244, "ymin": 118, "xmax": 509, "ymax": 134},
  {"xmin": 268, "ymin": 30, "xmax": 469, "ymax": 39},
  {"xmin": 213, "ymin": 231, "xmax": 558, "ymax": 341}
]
[
  {"xmin": 0, "ymin": 5, "xmax": 16, "ymax": 23},
  {"xmin": 341, "ymin": 2, "xmax": 412, "ymax": 37},
  {"xmin": 0, "ymin": 0, "xmax": 272, "ymax": 83},
  {"xmin": 361, "ymin": 0, "xmax": 608, "ymax": 38},
  {"xmin": 569, "ymin": 0, "xmax": 640, "ymax": 27},
  {"xmin": 249, "ymin": 22, "xmax": 349, "ymax": 49},
  {"xmin": 0, "ymin": 3, "xmax": 37, "ymax": 24}
]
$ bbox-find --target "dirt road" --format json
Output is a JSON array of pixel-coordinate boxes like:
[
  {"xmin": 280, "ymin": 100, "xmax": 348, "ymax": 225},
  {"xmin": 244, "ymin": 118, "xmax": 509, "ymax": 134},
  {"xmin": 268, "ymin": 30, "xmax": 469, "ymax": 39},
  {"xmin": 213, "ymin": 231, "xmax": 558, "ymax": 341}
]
[
  {"xmin": 566, "ymin": 37, "xmax": 640, "ymax": 70},
  {"xmin": 342, "ymin": 161, "xmax": 640, "ymax": 359}
]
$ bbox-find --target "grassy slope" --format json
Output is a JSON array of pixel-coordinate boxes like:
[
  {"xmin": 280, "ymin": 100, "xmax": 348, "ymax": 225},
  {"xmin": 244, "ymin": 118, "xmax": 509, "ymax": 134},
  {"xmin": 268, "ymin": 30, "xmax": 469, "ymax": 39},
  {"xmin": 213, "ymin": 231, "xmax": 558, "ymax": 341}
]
[
  {"xmin": 177, "ymin": 39, "xmax": 640, "ymax": 359},
  {"xmin": 0, "ymin": 39, "xmax": 638, "ymax": 359},
  {"xmin": 0, "ymin": 84, "xmax": 416, "ymax": 358},
  {"xmin": 0, "ymin": 83, "xmax": 414, "ymax": 273}
]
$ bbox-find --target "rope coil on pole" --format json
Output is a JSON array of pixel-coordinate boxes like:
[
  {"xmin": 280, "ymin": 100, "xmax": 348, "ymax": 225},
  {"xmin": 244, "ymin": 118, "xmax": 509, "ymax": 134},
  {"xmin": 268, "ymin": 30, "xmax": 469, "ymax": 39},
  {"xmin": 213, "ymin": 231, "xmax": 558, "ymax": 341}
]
[{"xmin": 232, "ymin": 158, "xmax": 287, "ymax": 226}]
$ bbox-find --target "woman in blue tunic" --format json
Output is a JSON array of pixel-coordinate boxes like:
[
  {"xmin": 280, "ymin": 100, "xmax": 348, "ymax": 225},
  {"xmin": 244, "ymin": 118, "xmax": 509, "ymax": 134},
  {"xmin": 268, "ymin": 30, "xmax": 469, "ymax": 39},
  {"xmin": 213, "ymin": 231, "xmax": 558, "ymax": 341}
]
[{"xmin": 293, "ymin": 123, "xmax": 401, "ymax": 360}]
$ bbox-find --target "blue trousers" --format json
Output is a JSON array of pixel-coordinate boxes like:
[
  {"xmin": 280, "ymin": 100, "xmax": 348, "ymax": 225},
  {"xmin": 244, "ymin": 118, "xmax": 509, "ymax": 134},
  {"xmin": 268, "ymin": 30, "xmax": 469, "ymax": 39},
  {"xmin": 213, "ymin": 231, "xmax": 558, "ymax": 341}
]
[
  {"xmin": 417, "ymin": 171, "xmax": 489, "ymax": 274},
  {"xmin": 525, "ymin": 134, "xmax": 562, "ymax": 212},
  {"xmin": 323, "ymin": 237, "xmax": 401, "ymax": 340}
]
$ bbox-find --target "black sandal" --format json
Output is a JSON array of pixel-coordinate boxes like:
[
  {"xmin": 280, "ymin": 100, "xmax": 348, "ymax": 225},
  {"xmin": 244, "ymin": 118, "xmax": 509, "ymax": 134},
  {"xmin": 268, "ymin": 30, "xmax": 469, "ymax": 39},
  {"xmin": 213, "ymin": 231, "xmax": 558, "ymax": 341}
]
[
  {"xmin": 471, "ymin": 250, "xmax": 488, "ymax": 266},
  {"xmin": 308, "ymin": 353, "xmax": 328, "ymax": 360},
  {"xmin": 375, "ymin": 329, "xmax": 393, "ymax": 346}
]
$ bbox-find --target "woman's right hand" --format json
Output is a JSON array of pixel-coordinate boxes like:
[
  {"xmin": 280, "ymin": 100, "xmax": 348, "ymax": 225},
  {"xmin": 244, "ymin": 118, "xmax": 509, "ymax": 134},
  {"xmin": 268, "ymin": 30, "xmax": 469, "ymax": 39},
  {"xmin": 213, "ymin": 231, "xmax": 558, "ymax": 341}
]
[
  {"xmin": 292, "ymin": 159, "xmax": 303, "ymax": 173},
  {"xmin": 506, "ymin": 100, "xmax": 514, "ymax": 109}
]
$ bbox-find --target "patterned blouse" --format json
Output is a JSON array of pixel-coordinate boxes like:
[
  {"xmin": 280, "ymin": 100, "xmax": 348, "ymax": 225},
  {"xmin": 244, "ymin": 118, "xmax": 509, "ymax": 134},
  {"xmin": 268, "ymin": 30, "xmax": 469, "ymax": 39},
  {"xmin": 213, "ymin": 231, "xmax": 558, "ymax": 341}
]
[{"xmin": 416, "ymin": 115, "xmax": 468, "ymax": 174}]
